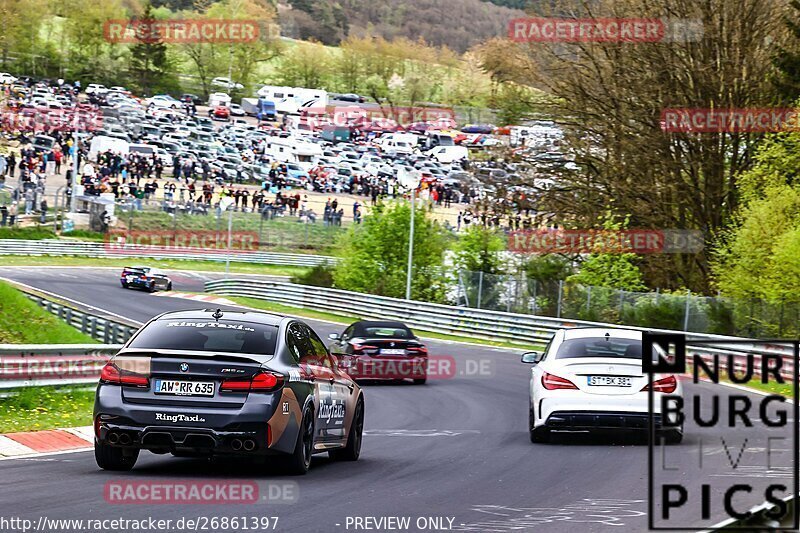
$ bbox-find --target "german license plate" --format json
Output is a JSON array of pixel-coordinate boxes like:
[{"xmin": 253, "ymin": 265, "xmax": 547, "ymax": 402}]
[
  {"xmin": 380, "ymin": 349, "xmax": 406, "ymax": 355},
  {"xmin": 587, "ymin": 376, "xmax": 632, "ymax": 387},
  {"xmin": 154, "ymin": 379, "xmax": 215, "ymax": 396}
]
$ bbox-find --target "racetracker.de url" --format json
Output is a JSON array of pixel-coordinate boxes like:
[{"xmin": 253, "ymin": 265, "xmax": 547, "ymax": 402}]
[{"xmin": 0, "ymin": 516, "xmax": 279, "ymax": 532}]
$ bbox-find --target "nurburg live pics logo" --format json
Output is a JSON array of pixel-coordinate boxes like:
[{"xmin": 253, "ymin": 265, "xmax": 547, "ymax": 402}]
[{"xmin": 643, "ymin": 332, "xmax": 799, "ymax": 530}]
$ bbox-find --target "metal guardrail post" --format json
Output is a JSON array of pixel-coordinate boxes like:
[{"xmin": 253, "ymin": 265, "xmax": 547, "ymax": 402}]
[
  {"xmin": 90, "ymin": 317, "xmax": 98, "ymax": 339},
  {"xmin": 683, "ymin": 289, "xmax": 691, "ymax": 331},
  {"xmin": 556, "ymin": 280, "xmax": 563, "ymax": 318}
]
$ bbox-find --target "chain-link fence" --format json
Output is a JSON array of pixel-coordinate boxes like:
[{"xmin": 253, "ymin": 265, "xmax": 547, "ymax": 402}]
[
  {"xmin": 456, "ymin": 270, "xmax": 800, "ymax": 338},
  {"xmin": 112, "ymin": 202, "xmax": 346, "ymax": 255}
]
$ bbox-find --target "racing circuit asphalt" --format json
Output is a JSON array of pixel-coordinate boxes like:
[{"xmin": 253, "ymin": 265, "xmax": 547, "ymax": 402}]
[{"xmin": 0, "ymin": 267, "xmax": 794, "ymax": 532}]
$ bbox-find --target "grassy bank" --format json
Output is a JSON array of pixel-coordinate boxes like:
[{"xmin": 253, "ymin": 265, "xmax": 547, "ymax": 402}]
[
  {"xmin": 0, "ymin": 387, "xmax": 94, "ymax": 433},
  {"xmin": 0, "ymin": 281, "xmax": 97, "ymax": 432},
  {"xmin": 0, "ymin": 280, "xmax": 97, "ymax": 343},
  {"xmin": 0, "ymin": 256, "xmax": 311, "ymax": 277}
]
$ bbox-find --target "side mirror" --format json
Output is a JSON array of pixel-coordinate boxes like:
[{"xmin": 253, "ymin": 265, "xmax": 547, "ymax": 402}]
[
  {"xmin": 328, "ymin": 332, "xmax": 340, "ymax": 340},
  {"xmin": 521, "ymin": 351, "xmax": 543, "ymax": 364}
]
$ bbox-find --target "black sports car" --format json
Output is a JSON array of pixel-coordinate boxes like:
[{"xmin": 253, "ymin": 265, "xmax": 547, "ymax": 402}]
[
  {"xmin": 93, "ymin": 309, "xmax": 365, "ymax": 474},
  {"xmin": 120, "ymin": 266, "xmax": 172, "ymax": 292},
  {"xmin": 328, "ymin": 321, "xmax": 428, "ymax": 384}
]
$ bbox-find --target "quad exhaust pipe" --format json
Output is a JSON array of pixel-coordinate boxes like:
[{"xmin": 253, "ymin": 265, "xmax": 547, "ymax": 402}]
[
  {"xmin": 107, "ymin": 432, "xmax": 132, "ymax": 445},
  {"xmin": 231, "ymin": 438, "xmax": 256, "ymax": 452}
]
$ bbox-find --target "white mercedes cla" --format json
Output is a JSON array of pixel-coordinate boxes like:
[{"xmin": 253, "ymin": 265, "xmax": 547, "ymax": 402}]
[{"xmin": 522, "ymin": 327, "xmax": 683, "ymax": 444}]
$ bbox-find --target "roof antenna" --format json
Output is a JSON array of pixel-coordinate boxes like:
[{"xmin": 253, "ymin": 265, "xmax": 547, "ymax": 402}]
[
  {"xmin": 212, "ymin": 309, "xmax": 223, "ymax": 321},
  {"xmin": 604, "ymin": 332, "xmax": 610, "ymax": 341}
]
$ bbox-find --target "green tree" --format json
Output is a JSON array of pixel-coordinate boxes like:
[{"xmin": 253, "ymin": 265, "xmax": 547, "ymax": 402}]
[
  {"xmin": 772, "ymin": 0, "xmax": 800, "ymax": 101},
  {"xmin": 452, "ymin": 225, "xmax": 506, "ymax": 274},
  {"xmin": 568, "ymin": 213, "xmax": 647, "ymax": 292},
  {"xmin": 129, "ymin": 3, "xmax": 178, "ymax": 96},
  {"xmin": 276, "ymin": 41, "xmax": 332, "ymax": 88},
  {"xmin": 523, "ymin": 255, "xmax": 573, "ymax": 283},
  {"xmin": 713, "ymin": 185, "xmax": 800, "ymax": 301},
  {"xmin": 333, "ymin": 201, "xmax": 450, "ymax": 302}
]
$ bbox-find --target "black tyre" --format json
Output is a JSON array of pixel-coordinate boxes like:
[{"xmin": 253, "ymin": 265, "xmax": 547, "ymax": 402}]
[
  {"xmin": 529, "ymin": 409, "xmax": 549, "ymax": 443},
  {"xmin": 166, "ymin": 282, "xmax": 173, "ymax": 291},
  {"xmin": 147, "ymin": 282, "xmax": 156, "ymax": 293},
  {"xmin": 95, "ymin": 440, "xmax": 138, "ymax": 471},
  {"xmin": 287, "ymin": 408, "xmax": 314, "ymax": 475},
  {"xmin": 330, "ymin": 399, "xmax": 364, "ymax": 461},
  {"xmin": 121, "ymin": 283, "xmax": 129, "ymax": 289},
  {"xmin": 413, "ymin": 377, "xmax": 427, "ymax": 385}
]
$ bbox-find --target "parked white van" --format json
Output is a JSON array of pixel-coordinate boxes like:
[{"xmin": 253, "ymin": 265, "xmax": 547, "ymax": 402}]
[{"xmin": 425, "ymin": 145, "xmax": 469, "ymax": 164}]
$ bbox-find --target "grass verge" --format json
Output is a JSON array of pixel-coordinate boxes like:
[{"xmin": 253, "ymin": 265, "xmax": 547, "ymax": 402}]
[
  {"xmin": 0, "ymin": 280, "xmax": 97, "ymax": 343},
  {"xmin": 721, "ymin": 378, "xmax": 793, "ymax": 398},
  {"xmin": 0, "ymin": 386, "xmax": 94, "ymax": 433},
  {"xmin": 228, "ymin": 296, "xmax": 540, "ymax": 350},
  {"xmin": 0, "ymin": 255, "xmax": 311, "ymax": 277}
]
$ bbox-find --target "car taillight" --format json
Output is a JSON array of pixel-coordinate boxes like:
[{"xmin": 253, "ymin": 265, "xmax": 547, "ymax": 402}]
[
  {"xmin": 541, "ymin": 372, "xmax": 578, "ymax": 390},
  {"xmin": 140, "ymin": 275, "xmax": 147, "ymax": 280},
  {"xmin": 407, "ymin": 346, "xmax": 427, "ymax": 354},
  {"xmin": 352, "ymin": 344, "xmax": 378, "ymax": 354},
  {"xmin": 221, "ymin": 371, "xmax": 284, "ymax": 392},
  {"xmin": 99, "ymin": 362, "xmax": 149, "ymax": 387},
  {"xmin": 641, "ymin": 375, "xmax": 677, "ymax": 393}
]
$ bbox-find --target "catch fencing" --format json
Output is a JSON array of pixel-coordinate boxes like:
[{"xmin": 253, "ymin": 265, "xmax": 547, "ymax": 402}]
[
  {"xmin": 0, "ymin": 239, "xmax": 335, "ymax": 267},
  {"xmin": 205, "ymin": 278, "xmax": 797, "ymax": 379}
]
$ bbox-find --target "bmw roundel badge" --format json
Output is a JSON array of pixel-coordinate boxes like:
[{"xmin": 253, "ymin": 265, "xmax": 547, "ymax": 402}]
[{"xmin": 179, "ymin": 363, "xmax": 189, "ymax": 373}]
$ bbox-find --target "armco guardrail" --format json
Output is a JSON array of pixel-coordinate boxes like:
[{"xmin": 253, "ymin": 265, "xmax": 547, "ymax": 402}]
[
  {"xmin": 0, "ymin": 344, "xmax": 121, "ymax": 388},
  {"xmin": 0, "ymin": 239, "xmax": 336, "ymax": 267},
  {"xmin": 22, "ymin": 292, "xmax": 138, "ymax": 344},
  {"xmin": 205, "ymin": 279, "xmax": 796, "ymax": 378}
]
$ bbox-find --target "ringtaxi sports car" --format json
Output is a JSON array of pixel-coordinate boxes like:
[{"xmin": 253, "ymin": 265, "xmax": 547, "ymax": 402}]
[
  {"xmin": 522, "ymin": 327, "xmax": 683, "ymax": 444},
  {"xmin": 94, "ymin": 309, "xmax": 364, "ymax": 474},
  {"xmin": 120, "ymin": 266, "xmax": 172, "ymax": 292},
  {"xmin": 327, "ymin": 321, "xmax": 428, "ymax": 384}
]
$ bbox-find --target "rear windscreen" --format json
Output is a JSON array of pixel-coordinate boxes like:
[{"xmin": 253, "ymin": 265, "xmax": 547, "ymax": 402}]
[
  {"xmin": 555, "ymin": 337, "xmax": 642, "ymax": 360},
  {"xmin": 128, "ymin": 319, "xmax": 278, "ymax": 356},
  {"xmin": 355, "ymin": 326, "xmax": 414, "ymax": 339}
]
